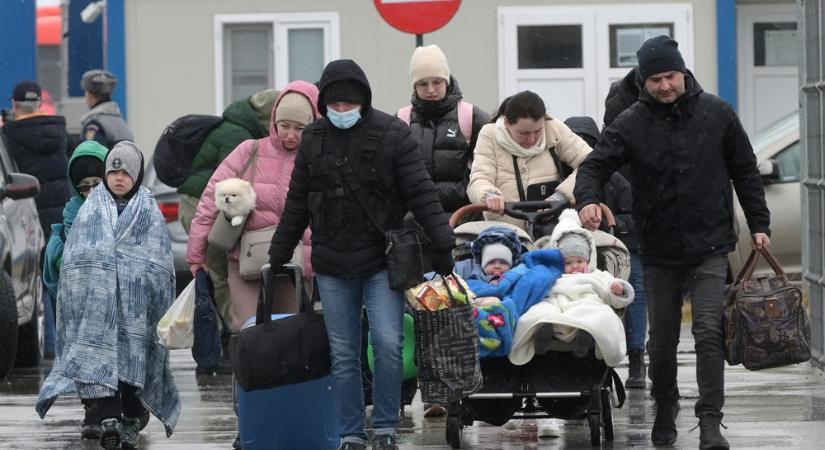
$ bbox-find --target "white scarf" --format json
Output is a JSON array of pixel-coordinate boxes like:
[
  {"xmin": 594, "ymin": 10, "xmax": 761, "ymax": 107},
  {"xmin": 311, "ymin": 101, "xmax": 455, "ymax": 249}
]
[{"xmin": 494, "ymin": 116, "xmax": 547, "ymax": 158}]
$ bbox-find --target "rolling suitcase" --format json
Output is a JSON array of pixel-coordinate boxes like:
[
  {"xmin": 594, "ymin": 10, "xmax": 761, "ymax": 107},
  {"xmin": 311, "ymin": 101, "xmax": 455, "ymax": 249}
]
[{"xmin": 235, "ymin": 263, "xmax": 339, "ymax": 449}]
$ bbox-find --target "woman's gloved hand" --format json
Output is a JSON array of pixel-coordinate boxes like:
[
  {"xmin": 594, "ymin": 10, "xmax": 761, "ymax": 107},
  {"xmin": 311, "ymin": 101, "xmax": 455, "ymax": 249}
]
[{"xmin": 431, "ymin": 248, "xmax": 455, "ymax": 276}]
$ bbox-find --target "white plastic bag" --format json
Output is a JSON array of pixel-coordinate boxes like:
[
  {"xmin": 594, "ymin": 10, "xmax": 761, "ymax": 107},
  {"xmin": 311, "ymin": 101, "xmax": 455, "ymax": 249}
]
[{"xmin": 157, "ymin": 278, "xmax": 196, "ymax": 349}]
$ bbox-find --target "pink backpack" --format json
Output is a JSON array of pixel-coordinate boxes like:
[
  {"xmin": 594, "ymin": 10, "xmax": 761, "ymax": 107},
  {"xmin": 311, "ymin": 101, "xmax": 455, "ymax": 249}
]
[{"xmin": 397, "ymin": 101, "xmax": 474, "ymax": 145}]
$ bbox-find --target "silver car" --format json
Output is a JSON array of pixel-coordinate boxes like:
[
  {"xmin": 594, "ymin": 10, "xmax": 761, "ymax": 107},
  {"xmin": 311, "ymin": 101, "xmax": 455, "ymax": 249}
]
[
  {"xmin": 0, "ymin": 136, "xmax": 44, "ymax": 378},
  {"xmin": 728, "ymin": 113, "xmax": 801, "ymax": 280},
  {"xmin": 143, "ymin": 161, "xmax": 193, "ymax": 293}
]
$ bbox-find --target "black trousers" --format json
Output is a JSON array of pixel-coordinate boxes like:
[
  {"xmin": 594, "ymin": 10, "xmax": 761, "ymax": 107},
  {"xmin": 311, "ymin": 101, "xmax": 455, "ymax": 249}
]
[
  {"xmin": 93, "ymin": 382, "xmax": 145, "ymax": 421},
  {"xmin": 643, "ymin": 255, "xmax": 727, "ymax": 418}
]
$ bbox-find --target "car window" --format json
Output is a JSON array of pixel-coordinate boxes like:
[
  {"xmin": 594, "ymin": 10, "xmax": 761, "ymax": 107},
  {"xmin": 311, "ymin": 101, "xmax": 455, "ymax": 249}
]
[{"xmin": 773, "ymin": 140, "xmax": 800, "ymax": 183}]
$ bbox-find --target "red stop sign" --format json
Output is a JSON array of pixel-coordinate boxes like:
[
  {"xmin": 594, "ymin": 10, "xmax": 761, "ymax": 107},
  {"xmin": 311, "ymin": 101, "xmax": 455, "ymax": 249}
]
[{"xmin": 374, "ymin": 0, "xmax": 462, "ymax": 35}]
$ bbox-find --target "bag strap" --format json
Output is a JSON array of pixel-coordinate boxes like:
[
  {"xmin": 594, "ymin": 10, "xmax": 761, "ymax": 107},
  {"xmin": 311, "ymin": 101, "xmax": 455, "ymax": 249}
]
[
  {"xmin": 548, "ymin": 146, "xmax": 570, "ymax": 180},
  {"xmin": 257, "ymin": 264, "xmax": 315, "ymax": 325},
  {"xmin": 608, "ymin": 368, "xmax": 626, "ymax": 408},
  {"xmin": 457, "ymin": 100, "xmax": 473, "ymax": 146},
  {"xmin": 236, "ymin": 140, "xmax": 260, "ymax": 184},
  {"xmin": 440, "ymin": 273, "xmax": 468, "ymax": 308},
  {"xmin": 398, "ymin": 101, "xmax": 472, "ymax": 145},
  {"xmin": 398, "ymin": 105, "xmax": 412, "ymax": 126},
  {"xmin": 334, "ymin": 123, "xmax": 391, "ymax": 234},
  {"xmin": 735, "ymin": 247, "xmax": 786, "ymax": 283},
  {"xmin": 512, "ymin": 156, "xmax": 527, "ymax": 202}
]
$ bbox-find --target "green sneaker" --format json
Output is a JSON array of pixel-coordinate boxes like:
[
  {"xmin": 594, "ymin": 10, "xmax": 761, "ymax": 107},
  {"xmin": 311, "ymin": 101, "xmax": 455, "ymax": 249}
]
[{"xmin": 119, "ymin": 416, "xmax": 141, "ymax": 450}]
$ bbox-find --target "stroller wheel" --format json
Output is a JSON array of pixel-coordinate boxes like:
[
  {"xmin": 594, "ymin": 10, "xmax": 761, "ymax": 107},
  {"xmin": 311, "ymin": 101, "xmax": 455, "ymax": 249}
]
[
  {"xmin": 587, "ymin": 411, "xmax": 601, "ymax": 446},
  {"xmin": 446, "ymin": 415, "xmax": 461, "ymax": 449},
  {"xmin": 601, "ymin": 389, "xmax": 614, "ymax": 441}
]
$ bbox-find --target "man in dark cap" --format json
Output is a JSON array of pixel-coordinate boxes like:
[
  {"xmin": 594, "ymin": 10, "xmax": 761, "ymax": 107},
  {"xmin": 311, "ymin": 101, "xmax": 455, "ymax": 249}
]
[
  {"xmin": 1, "ymin": 79, "xmax": 71, "ymax": 361},
  {"xmin": 573, "ymin": 35, "xmax": 771, "ymax": 450},
  {"xmin": 268, "ymin": 59, "xmax": 455, "ymax": 450},
  {"xmin": 79, "ymin": 69, "xmax": 134, "ymax": 149}
]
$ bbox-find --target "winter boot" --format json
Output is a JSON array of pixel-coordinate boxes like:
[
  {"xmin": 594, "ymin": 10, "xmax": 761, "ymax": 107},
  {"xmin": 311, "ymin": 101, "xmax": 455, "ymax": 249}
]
[
  {"xmin": 99, "ymin": 418, "xmax": 121, "ymax": 450},
  {"xmin": 651, "ymin": 401, "xmax": 680, "ymax": 446},
  {"xmin": 698, "ymin": 414, "xmax": 729, "ymax": 450},
  {"xmin": 625, "ymin": 349, "xmax": 647, "ymax": 389},
  {"xmin": 80, "ymin": 400, "xmax": 101, "ymax": 439},
  {"xmin": 119, "ymin": 416, "xmax": 140, "ymax": 450}
]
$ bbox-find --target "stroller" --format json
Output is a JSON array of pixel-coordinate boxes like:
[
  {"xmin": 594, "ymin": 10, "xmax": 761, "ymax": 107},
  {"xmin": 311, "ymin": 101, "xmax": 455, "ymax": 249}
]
[{"xmin": 444, "ymin": 200, "xmax": 629, "ymax": 448}]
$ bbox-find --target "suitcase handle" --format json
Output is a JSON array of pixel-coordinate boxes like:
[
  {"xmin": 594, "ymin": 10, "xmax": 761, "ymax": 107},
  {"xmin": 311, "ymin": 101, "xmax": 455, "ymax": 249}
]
[{"xmin": 735, "ymin": 247, "xmax": 785, "ymax": 284}]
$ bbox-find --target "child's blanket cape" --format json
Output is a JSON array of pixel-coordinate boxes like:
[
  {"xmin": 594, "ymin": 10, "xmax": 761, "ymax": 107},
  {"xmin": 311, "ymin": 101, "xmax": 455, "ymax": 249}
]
[
  {"xmin": 509, "ymin": 270, "xmax": 633, "ymax": 367},
  {"xmin": 36, "ymin": 185, "xmax": 181, "ymax": 436},
  {"xmin": 467, "ymin": 249, "xmax": 564, "ymax": 358}
]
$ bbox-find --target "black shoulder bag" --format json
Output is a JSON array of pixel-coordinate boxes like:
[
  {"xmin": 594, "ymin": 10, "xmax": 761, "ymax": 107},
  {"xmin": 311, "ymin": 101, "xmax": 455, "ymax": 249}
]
[
  {"xmin": 229, "ymin": 265, "xmax": 330, "ymax": 391},
  {"xmin": 511, "ymin": 147, "xmax": 570, "ymax": 201}
]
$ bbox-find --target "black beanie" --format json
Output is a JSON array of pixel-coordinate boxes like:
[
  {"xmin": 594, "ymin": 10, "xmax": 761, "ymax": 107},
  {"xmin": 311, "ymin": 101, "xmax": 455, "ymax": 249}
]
[
  {"xmin": 636, "ymin": 35, "xmax": 686, "ymax": 81},
  {"xmin": 69, "ymin": 156, "xmax": 105, "ymax": 186},
  {"xmin": 322, "ymin": 80, "xmax": 366, "ymax": 106}
]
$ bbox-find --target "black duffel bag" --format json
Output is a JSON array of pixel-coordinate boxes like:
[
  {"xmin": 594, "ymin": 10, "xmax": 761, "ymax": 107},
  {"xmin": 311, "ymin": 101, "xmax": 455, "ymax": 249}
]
[{"xmin": 230, "ymin": 264, "xmax": 330, "ymax": 391}]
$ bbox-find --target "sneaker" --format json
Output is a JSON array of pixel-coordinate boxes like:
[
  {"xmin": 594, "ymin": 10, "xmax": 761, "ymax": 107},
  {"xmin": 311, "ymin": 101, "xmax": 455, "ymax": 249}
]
[
  {"xmin": 537, "ymin": 418, "xmax": 562, "ymax": 438},
  {"xmin": 80, "ymin": 401, "xmax": 101, "ymax": 439},
  {"xmin": 119, "ymin": 416, "xmax": 140, "ymax": 450},
  {"xmin": 651, "ymin": 401, "xmax": 680, "ymax": 446},
  {"xmin": 423, "ymin": 403, "xmax": 447, "ymax": 418},
  {"xmin": 338, "ymin": 442, "xmax": 367, "ymax": 450},
  {"xmin": 99, "ymin": 418, "xmax": 121, "ymax": 450},
  {"xmin": 697, "ymin": 414, "xmax": 729, "ymax": 450},
  {"xmin": 372, "ymin": 434, "xmax": 398, "ymax": 450}
]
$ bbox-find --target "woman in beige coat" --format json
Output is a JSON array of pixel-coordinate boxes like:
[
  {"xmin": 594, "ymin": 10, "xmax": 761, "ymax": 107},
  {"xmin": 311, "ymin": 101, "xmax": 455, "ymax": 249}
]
[{"xmin": 467, "ymin": 91, "xmax": 592, "ymax": 231}]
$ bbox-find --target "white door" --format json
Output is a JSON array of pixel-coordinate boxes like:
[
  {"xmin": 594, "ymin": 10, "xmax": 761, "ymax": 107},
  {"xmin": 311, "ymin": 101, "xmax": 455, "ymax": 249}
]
[
  {"xmin": 737, "ymin": 4, "xmax": 801, "ymax": 136},
  {"xmin": 499, "ymin": 5, "xmax": 693, "ymax": 124}
]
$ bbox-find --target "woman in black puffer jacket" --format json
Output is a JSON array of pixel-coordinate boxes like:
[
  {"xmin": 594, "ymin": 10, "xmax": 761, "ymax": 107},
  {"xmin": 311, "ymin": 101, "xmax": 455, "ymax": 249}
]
[{"xmin": 399, "ymin": 45, "xmax": 489, "ymax": 214}]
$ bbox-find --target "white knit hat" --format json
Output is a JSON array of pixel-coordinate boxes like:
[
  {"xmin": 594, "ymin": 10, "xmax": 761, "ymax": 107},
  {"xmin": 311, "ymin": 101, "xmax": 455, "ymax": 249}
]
[
  {"xmin": 481, "ymin": 243, "xmax": 513, "ymax": 268},
  {"xmin": 409, "ymin": 45, "xmax": 451, "ymax": 87}
]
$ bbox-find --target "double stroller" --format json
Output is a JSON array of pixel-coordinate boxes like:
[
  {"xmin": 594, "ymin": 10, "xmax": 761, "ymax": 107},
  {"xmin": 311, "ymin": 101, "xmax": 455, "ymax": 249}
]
[{"xmin": 444, "ymin": 201, "xmax": 629, "ymax": 448}]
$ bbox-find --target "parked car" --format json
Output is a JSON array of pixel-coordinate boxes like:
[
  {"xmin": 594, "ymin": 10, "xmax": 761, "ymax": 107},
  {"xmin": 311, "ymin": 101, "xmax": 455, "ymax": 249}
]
[
  {"xmin": 143, "ymin": 160, "xmax": 193, "ymax": 293},
  {"xmin": 728, "ymin": 113, "xmax": 801, "ymax": 280},
  {"xmin": 0, "ymin": 135, "xmax": 44, "ymax": 378}
]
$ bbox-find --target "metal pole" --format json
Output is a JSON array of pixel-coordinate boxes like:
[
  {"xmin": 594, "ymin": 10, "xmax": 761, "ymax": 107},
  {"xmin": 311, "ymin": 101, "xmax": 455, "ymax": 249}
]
[{"xmin": 416, "ymin": 33, "xmax": 423, "ymax": 47}]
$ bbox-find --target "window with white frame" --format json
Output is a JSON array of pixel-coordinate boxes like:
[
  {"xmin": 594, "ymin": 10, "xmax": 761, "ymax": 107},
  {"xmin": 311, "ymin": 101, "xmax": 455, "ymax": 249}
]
[{"xmin": 214, "ymin": 12, "xmax": 340, "ymax": 113}]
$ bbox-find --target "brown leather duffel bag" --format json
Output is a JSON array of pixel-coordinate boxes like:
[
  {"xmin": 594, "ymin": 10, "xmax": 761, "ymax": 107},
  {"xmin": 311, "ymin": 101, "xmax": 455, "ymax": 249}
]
[{"xmin": 724, "ymin": 248, "xmax": 810, "ymax": 370}]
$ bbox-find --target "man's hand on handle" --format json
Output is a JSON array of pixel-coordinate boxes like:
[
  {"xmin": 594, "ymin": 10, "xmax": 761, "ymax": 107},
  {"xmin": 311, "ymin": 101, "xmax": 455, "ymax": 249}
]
[
  {"xmin": 752, "ymin": 233, "xmax": 771, "ymax": 251},
  {"xmin": 578, "ymin": 204, "xmax": 602, "ymax": 230}
]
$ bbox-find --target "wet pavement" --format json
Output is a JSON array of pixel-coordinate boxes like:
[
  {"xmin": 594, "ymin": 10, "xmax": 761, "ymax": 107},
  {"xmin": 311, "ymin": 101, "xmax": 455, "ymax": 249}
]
[{"xmin": 1, "ymin": 323, "xmax": 824, "ymax": 449}]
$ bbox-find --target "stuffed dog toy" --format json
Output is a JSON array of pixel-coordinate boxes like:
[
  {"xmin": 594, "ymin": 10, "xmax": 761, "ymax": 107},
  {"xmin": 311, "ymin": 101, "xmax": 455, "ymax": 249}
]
[{"xmin": 214, "ymin": 178, "xmax": 256, "ymax": 226}]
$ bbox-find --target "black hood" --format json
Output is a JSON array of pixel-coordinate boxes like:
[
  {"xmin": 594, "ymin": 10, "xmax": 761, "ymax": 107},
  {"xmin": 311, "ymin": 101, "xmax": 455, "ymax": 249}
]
[
  {"xmin": 603, "ymin": 67, "xmax": 642, "ymax": 126},
  {"xmin": 2, "ymin": 115, "xmax": 68, "ymax": 156},
  {"xmin": 317, "ymin": 59, "xmax": 372, "ymax": 116},
  {"xmin": 564, "ymin": 116, "xmax": 601, "ymax": 143}
]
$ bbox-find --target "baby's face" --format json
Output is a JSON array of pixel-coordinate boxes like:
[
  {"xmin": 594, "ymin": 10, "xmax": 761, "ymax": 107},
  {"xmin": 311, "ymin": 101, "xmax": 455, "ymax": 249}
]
[
  {"xmin": 564, "ymin": 256, "xmax": 588, "ymax": 274},
  {"xmin": 484, "ymin": 259, "xmax": 511, "ymax": 278}
]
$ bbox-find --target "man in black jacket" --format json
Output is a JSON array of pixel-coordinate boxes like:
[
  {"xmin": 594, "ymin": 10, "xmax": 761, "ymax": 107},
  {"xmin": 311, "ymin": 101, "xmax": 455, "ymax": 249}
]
[
  {"xmin": 574, "ymin": 36, "xmax": 770, "ymax": 450},
  {"xmin": 268, "ymin": 59, "xmax": 454, "ymax": 450},
  {"xmin": 2, "ymin": 80, "xmax": 71, "ymax": 361}
]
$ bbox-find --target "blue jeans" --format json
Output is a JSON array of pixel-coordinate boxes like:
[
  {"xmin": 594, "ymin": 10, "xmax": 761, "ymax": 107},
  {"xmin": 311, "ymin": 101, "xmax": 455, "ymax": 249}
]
[
  {"xmin": 42, "ymin": 283, "xmax": 56, "ymax": 355},
  {"xmin": 624, "ymin": 252, "xmax": 647, "ymax": 352},
  {"xmin": 316, "ymin": 270, "xmax": 404, "ymax": 445}
]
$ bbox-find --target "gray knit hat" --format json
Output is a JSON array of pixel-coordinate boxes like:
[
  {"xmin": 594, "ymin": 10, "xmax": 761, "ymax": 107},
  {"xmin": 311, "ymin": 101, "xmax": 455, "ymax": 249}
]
[
  {"xmin": 557, "ymin": 233, "xmax": 591, "ymax": 262},
  {"xmin": 481, "ymin": 243, "xmax": 513, "ymax": 268},
  {"xmin": 105, "ymin": 141, "xmax": 143, "ymax": 182}
]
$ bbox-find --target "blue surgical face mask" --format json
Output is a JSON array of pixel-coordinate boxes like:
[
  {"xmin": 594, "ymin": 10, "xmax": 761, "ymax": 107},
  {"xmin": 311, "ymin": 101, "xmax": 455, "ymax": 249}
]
[{"xmin": 326, "ymin": 106, "xmax": 361, "ymax": 129}]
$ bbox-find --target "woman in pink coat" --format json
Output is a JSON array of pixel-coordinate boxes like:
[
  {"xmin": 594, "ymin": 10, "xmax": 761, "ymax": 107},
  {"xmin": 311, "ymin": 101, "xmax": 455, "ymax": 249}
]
[{"xmin": 187, "ymin": 80, "xmax": 318, "ymax": 331}]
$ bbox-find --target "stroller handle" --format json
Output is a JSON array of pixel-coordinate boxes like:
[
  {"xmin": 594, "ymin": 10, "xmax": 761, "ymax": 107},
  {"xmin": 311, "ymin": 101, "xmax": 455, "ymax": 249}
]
[{"xmin": 448, "ymin": 201, "xmax": 617, "ymax": 231}]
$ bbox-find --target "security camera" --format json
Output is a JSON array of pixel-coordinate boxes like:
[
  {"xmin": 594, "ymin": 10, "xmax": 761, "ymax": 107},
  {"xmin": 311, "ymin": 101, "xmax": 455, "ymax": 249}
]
[{"xmin": 80, "ymin": 1, "xmax": 106, "ymax": 24}]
